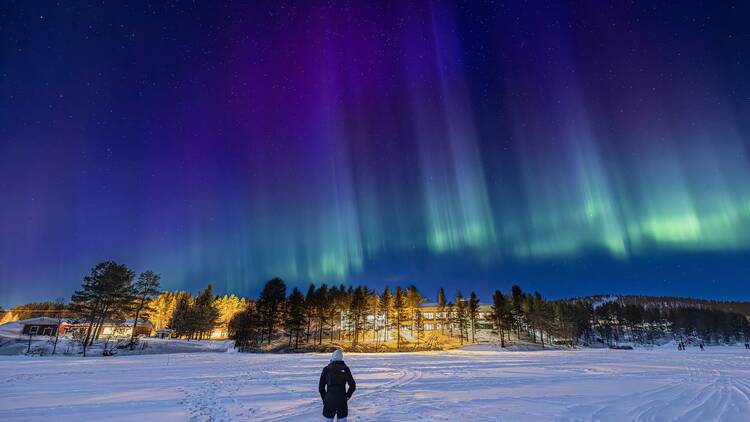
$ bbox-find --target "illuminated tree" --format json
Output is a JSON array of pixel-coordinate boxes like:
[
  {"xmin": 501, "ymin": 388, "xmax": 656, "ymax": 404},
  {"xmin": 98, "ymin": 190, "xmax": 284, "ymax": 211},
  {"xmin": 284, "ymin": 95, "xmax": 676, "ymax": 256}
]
[
  {"xmin": 393, "ymin": 287, "xmax": 406, "ymax": 351},
  {"xmin": 379, "ymin": 287, "xmax": 392, "ymax": 343},
  {"xmin": 214, "ymin": 294, "xmax": 247, "ymax": 339},
  {"xmin": 406, "ymin": 285, "xmax": 426, "ymax": 337}
]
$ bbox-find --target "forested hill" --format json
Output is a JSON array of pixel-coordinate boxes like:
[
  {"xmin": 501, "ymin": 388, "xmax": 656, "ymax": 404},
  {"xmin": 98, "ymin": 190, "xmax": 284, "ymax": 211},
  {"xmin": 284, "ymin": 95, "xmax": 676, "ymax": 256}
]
[{"xmin": 568, "ymin": 295, "xmax": 750, "ymax": 317}]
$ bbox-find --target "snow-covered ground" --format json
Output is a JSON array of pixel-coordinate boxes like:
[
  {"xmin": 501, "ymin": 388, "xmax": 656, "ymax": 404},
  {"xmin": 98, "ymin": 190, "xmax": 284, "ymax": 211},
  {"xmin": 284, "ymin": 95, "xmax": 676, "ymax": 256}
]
[{"xmin": 1, "ymin": 347, "xmax": 749, "ymax": 421}]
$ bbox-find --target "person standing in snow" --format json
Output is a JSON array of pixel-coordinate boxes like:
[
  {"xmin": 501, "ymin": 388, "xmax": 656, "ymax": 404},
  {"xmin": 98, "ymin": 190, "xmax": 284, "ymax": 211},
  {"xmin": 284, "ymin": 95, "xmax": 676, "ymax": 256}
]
[
  {"xmin": 699, "ymin": 343, "xmax": 704, "ymax": 351},
  {"xmin": 319, "ymin": 349, "xmax": 356, "ymax": 421}
]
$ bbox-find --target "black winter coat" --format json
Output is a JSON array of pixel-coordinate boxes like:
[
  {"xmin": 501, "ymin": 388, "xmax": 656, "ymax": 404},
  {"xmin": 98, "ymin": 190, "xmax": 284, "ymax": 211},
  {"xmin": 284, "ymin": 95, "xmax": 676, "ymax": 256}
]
[{"xmin": 318, "ymin": 361, "xmax": 356, "ymax": 419}]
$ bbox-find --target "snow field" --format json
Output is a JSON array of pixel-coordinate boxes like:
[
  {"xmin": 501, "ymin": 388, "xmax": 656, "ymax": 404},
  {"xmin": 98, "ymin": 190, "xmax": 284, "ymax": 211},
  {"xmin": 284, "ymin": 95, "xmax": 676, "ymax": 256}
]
[{"xmin": 1, "ymin": 347, "xmax": 749, "ymax": 421}]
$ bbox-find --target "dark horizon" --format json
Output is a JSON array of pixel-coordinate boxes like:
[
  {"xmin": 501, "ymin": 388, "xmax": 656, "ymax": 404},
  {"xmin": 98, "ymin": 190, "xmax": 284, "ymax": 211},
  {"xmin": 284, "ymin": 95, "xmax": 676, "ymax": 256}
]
[{"xmin": 2, "ymin": 1, "xmax": 750, "ymax": 306}]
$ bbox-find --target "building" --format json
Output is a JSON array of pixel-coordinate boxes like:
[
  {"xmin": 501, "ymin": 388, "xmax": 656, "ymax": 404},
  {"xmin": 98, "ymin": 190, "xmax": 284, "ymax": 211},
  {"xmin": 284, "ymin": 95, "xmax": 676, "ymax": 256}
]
[
  {"xmin": 62, "ymin": 319, "xmax": 154, "ymax": 339},
  {"xmin": 417, "ymin": 302, "xmax": 495, "ymax": 331},
  {"xmin": 338, "ymin": 302, "xmax": 496, "ymax": 334},
  {"xmin": 155, "ymin": 328, "xmax": 174, "ymax": 339},
  {"xmin": 19, "ymin": 317, "xmax": 66, "ymax": 336}
]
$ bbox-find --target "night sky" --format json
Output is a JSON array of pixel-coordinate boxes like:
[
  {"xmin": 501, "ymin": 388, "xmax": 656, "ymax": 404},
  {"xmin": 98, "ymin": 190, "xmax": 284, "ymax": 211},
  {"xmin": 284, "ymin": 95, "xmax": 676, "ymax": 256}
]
[{"xmin": 2, "ymin": 1, "xmax": 750, "ymax": 306}]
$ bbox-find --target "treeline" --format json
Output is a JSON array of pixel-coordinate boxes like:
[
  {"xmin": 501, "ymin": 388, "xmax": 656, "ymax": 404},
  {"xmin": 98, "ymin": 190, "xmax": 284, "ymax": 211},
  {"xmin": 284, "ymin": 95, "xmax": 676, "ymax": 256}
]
[
  {"xmin": 0, "ymin": 301, "xmax": 69, "ymax": 324},
  {"xmin": 552, "ymin": 298, "xmax": 750, "ymax": 346},
  {"xmin": 229, "ymin": 278, "xmax": 447, "ymax": 351},
  {"xmin": 7, "ymin": 261, "xmax": 750, "ymax": 353},
  {"xmin": 226, "ymin": 280, "xmax": 750, "ymax": 350},
  {"xmin": 147, "ymin": 290, "xmax": 246, "ymax": 340},
  {"xmin": 576, "ymin": 295, "xmax": 750, "ymax": 317}
]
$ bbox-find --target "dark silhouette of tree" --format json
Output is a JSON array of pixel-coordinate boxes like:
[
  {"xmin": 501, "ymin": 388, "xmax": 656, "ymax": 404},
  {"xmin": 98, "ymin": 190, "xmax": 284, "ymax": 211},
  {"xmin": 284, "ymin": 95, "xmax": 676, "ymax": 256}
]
[
  {"xmin": 130, "ymin": 271, "xmax": 161, "ymax": 343},
  {"xmin": 468, "ymin": 291, "xmax": 479, "ymax": 343},
  {"xmin": 192, "ymin": 284, "xmax": 219, "ymax": 340},
  {"xmin": 285, "ymin": 287, "xmax": 306, "ymax": 349},
  {"xmin": 437, "ymin": 287, "xmax": 446, "ymax": 335},
  {"xmin": 313, "ymin": 284, "xmax": 329, "ymax": 345},
  {"xmin": 171, "ymin": 295, "xmax": 192, "ymax": 338},
  {"xmin": 455, "ymin": 291, "xmax": 467, "ymax": 345},
  {"xmin": 229, "ymin": 303, "xmax": 260, "ymax": 350},
  {"xmin": 511, "ymin": 285, "xmax": 524, "ymax": 339},
  {"xmin": 304, "ymin": 284, "xmax": 316, "ymax": 342},
  {"xmin": 491, "ymin": 290, "xmax": 508, "ymax": 347},
  {"xmin": 349, "ymin": 286, "xmax": 370, "ymax": 346},
  {"xmin": 70, "ymin": 261, "xmax": 135, "ymax": 356},
  {"xmin": 256, "ymin": 278, "xmax": 287, "ymax": 344},
  {"xmin": 325, "ymin": 286, "xmax": 342, "ymax": 343}
]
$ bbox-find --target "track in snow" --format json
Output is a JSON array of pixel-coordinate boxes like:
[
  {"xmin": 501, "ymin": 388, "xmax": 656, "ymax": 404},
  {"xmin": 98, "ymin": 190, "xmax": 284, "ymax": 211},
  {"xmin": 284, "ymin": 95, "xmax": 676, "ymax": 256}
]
[{"xmin": 1, "ymin": 347, "xmax": 750, "ymax": 421}]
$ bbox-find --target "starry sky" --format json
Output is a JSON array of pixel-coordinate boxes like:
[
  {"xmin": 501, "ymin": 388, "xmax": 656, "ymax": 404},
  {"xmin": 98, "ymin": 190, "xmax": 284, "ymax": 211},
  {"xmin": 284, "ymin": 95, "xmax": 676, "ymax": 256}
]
[{"xmin": 2, "ymin": 1, "xmax": 750, "ymax": 306}]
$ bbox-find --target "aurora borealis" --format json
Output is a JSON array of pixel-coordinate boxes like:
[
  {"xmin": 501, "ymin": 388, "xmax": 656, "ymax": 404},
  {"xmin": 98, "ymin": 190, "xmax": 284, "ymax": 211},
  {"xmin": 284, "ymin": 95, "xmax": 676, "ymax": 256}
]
[{"xmin": 2, "ymin": 1, "xmax": 750, "ymax": 305}]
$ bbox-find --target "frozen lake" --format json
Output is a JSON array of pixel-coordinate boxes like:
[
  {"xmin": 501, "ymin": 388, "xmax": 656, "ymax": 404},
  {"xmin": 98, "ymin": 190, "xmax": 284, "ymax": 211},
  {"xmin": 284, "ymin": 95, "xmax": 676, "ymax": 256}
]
[{"xmin": 1, "ymin": 347, "xmax": 749, "ymax": 421}]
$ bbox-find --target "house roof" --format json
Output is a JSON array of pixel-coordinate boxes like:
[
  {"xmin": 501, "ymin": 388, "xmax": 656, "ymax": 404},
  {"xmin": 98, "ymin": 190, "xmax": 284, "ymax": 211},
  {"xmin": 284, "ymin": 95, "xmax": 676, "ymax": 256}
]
[{"xmin": 17, "ymin": 317, "xmax": 65, "ymax": 326}]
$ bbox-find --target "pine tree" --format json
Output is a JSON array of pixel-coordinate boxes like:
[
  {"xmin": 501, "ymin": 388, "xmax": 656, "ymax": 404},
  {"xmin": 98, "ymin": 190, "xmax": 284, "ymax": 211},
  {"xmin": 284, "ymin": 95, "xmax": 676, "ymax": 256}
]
[
  {"xmin": 313, "ymin": 284, "xmax": 329, "ymax": 344},
  {"xmin": 325, "ymin": 286, "xmax": 342, "ymax": 343},
  {"xmin": 192, "ymin": 284, "xmax": 219, "ymax": 339},
  {"xmin": 229, "ymin": 303, "xmax": 260, "ymax": 350},
  {"xmin": 130, "ymin": 271, "xmax": 161, "ymax": 343},
  {"xmin": 437, "ymin": 287, "xmax": 446, "ymax": 335},
  {"xmin": 491, "ymin": 290, "xmax": 508, "ymax": 347},
  {"xmin": 369, "ymin": 291, "xmax": 380, "ymax": 345},
  {"xmin": 406, "ymin": 285, "xmax": 424, "ymax": 337},
  {"xmin": 256, "ymin": 278, "xmax": 287, "ymax": 344},
  {"xmin": 304, "ymin": 284, "xmax": 316, "ymax": 343},
  {"xmin": 70, "ymin": 261, "xmax": 135, "ymax": 356},
  {"xmin": 393, "ymin": 287, "xmax": 406, "ymax": 351},
  {"xmin": 379, "ymin": 287, "xmax": 392, "ymax": 343},
  {"xmin": 149, "ymin": 291, "xmax": 187, "ymax": 330},
  {"xmin": 414, "ymin": 309, "xmax": 424, "ymax": 347},
  {"xmin": 446, "ymin": 302, "xmax": 455, "ymax": 337},
  {"xmin": 511, "ymin": 285, "xmax": 524, "ymax": 339},
  {"xmin": 214, "ymin": 294, "xmax": 247, "ymax": 339},
  {"xmin": 455, "ymin": 291, "xmax": 467, "ymax": 345},
  {"xmin": 285, "ymin": 288, "xmax": 306, "ymax": 349},
  {"xmin": 171, "ymin": 295, "xmax": 192, "ymax": 339},
  {"xmin": 468, "ymin": 291, "xmax": 479, "ymax": 343},
  {"xmin": 349, "ymin": 286, "xmax": 369, "ymax": 346}
]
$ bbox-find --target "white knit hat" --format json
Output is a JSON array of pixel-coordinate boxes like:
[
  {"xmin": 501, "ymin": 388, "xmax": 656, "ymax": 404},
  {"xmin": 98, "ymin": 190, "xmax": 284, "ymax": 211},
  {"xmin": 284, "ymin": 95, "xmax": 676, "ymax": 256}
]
[{"xmin": 331, "ymin": 349, "xmax": 344, "ymax": 362}]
